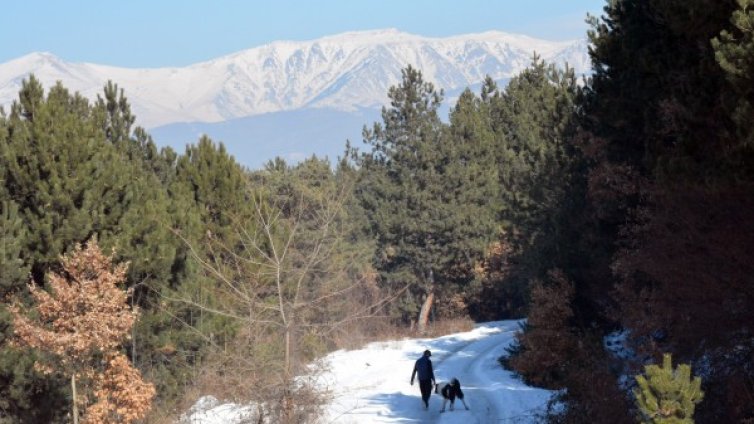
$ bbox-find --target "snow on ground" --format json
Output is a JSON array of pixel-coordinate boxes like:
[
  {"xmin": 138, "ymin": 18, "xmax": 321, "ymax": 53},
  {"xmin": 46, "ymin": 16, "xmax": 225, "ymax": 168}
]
[
  {"xmin": 182, "ymin": 320, "xmax": 554, "ymax": 423},
  {"xmin": 318, "ymin": 320, "xmax": 553, "ymax": 423},
  {"xmin": 180, "ymin": 396, "xmax": 259, "ymax": 423}
]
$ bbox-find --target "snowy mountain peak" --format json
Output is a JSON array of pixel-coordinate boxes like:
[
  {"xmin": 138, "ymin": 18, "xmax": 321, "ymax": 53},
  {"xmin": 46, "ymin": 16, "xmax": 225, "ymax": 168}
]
[
  {"xmin": 318, "ymin": 27, "xmax": 410, "ymax": 42},
  {"xmin": 2, "ymin": 52, "xmax": 64, "ymax": 75},
  {"xmin": 15, "ymin": 51, "xmax": 62, "ymax": 64},
  {"xmin": 0, "ymin": 29, "xmax": 590, "ymax": 128}
]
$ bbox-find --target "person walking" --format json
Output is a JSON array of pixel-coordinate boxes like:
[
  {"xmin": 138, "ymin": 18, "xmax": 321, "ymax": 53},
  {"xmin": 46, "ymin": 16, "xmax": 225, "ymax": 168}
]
[{"xmin": 410, "ymin": 349, "xmax": 436, "ymax": 410}]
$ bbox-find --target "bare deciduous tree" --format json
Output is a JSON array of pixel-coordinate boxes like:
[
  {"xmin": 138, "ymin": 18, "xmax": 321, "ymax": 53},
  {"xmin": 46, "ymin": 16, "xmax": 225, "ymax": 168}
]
[{"xmin": 169, "ymin": 174, "xmax": 399, "ymax": 423}]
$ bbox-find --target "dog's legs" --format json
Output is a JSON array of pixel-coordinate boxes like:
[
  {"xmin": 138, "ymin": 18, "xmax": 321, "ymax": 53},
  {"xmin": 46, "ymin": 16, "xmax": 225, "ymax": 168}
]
[
  {"xmin": 460, "ymin": 397, "xmax": 470, "ymax": 410},
  {"xmin": 440, "ymin": 398, "xmax": 449, "ymax": 412}
]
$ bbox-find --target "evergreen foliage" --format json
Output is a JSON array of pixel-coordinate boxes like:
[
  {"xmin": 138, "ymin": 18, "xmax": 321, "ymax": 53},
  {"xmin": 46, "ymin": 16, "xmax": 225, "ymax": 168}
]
[
  {"xmin": 634, "ymin": 354, "xmax": 703, "ymax": 424},
  {"xmin": 175, "ymin": 136, "xmax": 252, "ymax": 254},
  {"xmin": 0, "ymin": 199, "xmax": 28, "ymax": 297},
  {"xmin": 508, "ymin": 270, "xmax": 576, "ymax": 388},
  {"xmin": 133, "ymin": 137, "xmax": 251, "ymax": 407},
  {"xmin": 492, "ymin": 57, "xmax": 581, "ymax": 293},
  {"xmin": 712, "ymin": 0, "xmax": 754, "ymax": 171},
  {"xmin": 460, "ymin": 57, "xmax": 582, "ymax": 320},
  {"xmin": 585, "ymin": 0, "xmax": 735, "ymax": 178},
  {"xmin": 353, "ymin": 66, "xmax": 498, "ymax": 328},
  {"xmin": 2, "ymin": 6, "xmax": 753, "ymax": 419},
  {"xmin": 496, "ymin": 56, "xmax": 577, "ymax": 229},
  {"xmin": 0, "ymin": 76, "xmax": 209, "ymax": 418},
  {"xmin": 0, "ymin": 76, "xmax": 177, "ymax": 288},
  {"xmin": 514, "ymin": 1, "xmax": 754, "ymax": 421}
]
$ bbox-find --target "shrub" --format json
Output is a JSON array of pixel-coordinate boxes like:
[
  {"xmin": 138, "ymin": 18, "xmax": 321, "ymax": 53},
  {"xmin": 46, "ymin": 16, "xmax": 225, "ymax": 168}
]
[{"xmin": 634, "ymin": 353, "xmax": 703, "ymax": 424}]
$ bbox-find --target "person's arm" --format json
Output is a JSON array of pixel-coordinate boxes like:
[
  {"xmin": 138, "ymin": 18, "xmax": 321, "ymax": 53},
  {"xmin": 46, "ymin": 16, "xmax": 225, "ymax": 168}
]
[
  {"xmin": 429, "ymin": 360, "xmax": 436, "ymax": 385},
  {"xmin": 410, "ymin": 362, "xmax": 417, "ymax": 385}
]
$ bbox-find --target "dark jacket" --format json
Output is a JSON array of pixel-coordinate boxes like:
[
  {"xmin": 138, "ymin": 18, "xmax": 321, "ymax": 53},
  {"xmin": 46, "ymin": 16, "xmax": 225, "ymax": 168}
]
[{"xmin": 411, "ymin": 355, "xmax": 435, "ymax": 382}]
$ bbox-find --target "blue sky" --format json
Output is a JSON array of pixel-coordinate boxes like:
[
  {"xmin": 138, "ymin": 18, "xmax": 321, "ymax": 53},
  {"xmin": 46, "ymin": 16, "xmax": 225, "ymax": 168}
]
[{"xmin": 1, "ymin": 0, "xmax": 605, "ymax": 67}]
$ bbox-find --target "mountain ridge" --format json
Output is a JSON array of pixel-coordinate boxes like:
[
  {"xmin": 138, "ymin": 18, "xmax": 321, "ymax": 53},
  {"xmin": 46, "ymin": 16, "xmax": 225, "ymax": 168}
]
[{"xmin": 0, "ymin": 29, "xmax": 589, "ymax": 128}]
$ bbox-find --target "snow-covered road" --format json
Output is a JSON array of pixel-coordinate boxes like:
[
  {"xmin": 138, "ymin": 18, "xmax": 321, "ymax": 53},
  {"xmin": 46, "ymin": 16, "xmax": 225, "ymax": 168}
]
[
  {"xmin": 180, "ymin": 321, "xmax": 554, "ymax": 423},
  {"xmin": 318, "ymin": 320, "xmax": 554, "ymax": 423}
]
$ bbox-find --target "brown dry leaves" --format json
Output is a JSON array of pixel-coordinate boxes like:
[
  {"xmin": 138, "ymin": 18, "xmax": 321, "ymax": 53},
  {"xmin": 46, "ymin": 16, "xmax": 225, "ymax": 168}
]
[
  {"xmin": 86, "ymin": 353, "xmax": 156, "ymax": 424},
  {"xmin": 9, "ymin": 239, "xmax": 155, "ymax": 423}
]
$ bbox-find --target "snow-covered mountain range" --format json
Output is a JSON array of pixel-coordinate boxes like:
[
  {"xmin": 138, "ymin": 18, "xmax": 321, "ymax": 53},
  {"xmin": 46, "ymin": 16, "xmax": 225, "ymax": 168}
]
[{"xmin": 0, "ymin": 29, "xmax": 589, "ymax": 129}]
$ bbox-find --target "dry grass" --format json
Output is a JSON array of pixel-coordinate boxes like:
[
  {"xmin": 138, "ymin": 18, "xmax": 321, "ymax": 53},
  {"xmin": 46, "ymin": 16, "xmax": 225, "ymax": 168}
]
[
  {"xmin": 331, "ymin": 317, "xmax": 476, "ymax": 351},
  {"xmin": 145, "ymin": 386, "xmax": 203, "ymax": 424},
  {"xmin": 423, "ymin": 318, "xmax": 475, "ymax": 338}
]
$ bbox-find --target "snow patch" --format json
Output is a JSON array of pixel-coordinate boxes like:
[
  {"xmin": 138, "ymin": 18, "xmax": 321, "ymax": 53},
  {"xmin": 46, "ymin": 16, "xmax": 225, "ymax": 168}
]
[
  {"xmin": 180, "ymin": 395, "xmax": 261, "ymax": 424},
  {"xmin": 604, "ymin": 329, "xmax": 634, "ymax": 361}
]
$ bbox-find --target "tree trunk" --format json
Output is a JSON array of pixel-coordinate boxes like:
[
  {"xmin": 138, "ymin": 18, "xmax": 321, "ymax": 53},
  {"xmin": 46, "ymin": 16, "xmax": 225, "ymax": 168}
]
[
  {"xmin": 71, "ymin": 374, "xmax": 79, "ymax": 424},
  {"xmin": 417, "ymin": 270, "xmax": 436, "ymax": 334},
  {"xmin": 284, "ymin": 324, "xmax": 291, "ymax": 378},
  {"xmin": 281, "ymin": 323, "xmax": 294, "ymax": 424},
  {"xmin": 281, "ymin": 388, "xmax": 293, "ymax": 424},
  {"xmin": 417, "ymin": 291, "xmax": 435, "ymax": 334}
]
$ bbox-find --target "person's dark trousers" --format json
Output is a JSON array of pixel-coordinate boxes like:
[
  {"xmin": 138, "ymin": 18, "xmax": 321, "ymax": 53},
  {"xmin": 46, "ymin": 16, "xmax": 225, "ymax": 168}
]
[{"xmin": 419, "ymin": 379, "xmax": 433, "ymax": 407}]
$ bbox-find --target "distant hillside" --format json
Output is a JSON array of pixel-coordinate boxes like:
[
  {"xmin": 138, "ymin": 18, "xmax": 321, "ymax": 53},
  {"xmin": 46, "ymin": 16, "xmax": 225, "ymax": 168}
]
[
  {"xmin": 149, "ymin": 79, "xmax": 508, "ymax": 169},
  {"xmin": 150, "ymin": 107, "xmax": 382, "ymax": 170}
]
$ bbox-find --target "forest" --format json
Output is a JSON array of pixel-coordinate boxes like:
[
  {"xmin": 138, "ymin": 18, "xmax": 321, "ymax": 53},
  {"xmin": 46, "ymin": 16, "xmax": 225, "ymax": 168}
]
[{"xmin": 1, "ymin": 1, "xmax": 753, "ymax": 423}]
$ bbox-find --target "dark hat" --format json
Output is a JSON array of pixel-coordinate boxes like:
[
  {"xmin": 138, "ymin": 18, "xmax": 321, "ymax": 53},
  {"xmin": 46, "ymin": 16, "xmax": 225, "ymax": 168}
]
[{"xmin": 424, "ymin": 349, "xmax": 431, "ymax": 357}]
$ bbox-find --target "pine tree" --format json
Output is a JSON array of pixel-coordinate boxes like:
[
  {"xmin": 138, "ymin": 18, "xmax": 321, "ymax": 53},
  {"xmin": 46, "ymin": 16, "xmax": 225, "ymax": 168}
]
[
  {"xmin": 634, "ymin": 353, "xmax": 704, "ymax": 424},
  {"xmin": 581, "ymin": 3, "xmax": 754, "ymax": 420},
  {"xmin": 0, "ymin": 76, "xmax": 210, "ymax": 416},
  {"xmin": 508, "ymin": 269, "xmax": 577, "ymax": 388},
  {"xmin": 495, "ymin": 56, "xmax": 579, "ymax": 271},
  {"xmin": 175, "ymin": 136, "xmax": 252, "ymax": 248},
  {"xmin": 354, "ymin": 66, "xmax": 497, "ymax": 331},
  {"xmin": 532, "ymin": 0, "xmax": 754, "ymax": 421},
  {"xmin": 0, "ymin": 197, "xmax": 68, "ymax": 423},
  {"xmin": 0, "ymin": 199, "xmax": 28, "ymax": 297},
  {"xmin": 447, "ymin": 88, "xmax": 500, "ymax": 244},
  {"xmin": 461, "ymin": 59, "xmax": 582, "ymax": 319},
  {"xmin": 0, "ymin": 77, "xmax": 177, "ymax": 287},
  {"xmin": 712, "ymin": 0, "xmax": 754, "ymax": 172}
]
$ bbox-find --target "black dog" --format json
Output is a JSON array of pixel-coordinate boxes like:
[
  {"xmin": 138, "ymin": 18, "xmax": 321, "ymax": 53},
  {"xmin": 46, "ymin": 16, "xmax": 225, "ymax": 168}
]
[{"xmin": 435, "ymin": 378, "xmax": 469, "ymax": 412}]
